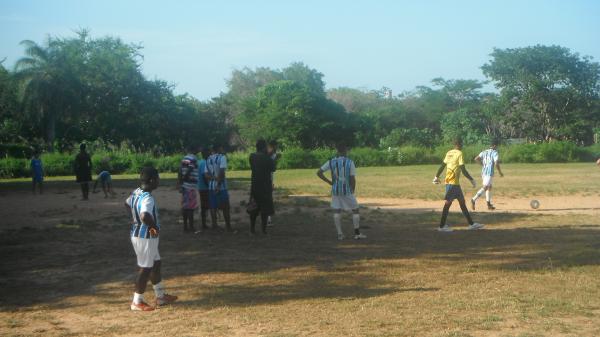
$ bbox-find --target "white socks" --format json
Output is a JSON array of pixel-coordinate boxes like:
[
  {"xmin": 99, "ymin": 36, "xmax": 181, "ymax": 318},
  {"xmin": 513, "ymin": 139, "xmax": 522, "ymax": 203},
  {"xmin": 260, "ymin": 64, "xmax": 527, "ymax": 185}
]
[
  {"xmin": 352, "ymin": 213, "xmax": 360, "ymax": 229},
  {"xmin": 133, "ymin": 292, "xmax": 144, "ymax": 304},
  {"xmin": 485, "ymin": 190, "xmax": 492, "ymax": 203},
  {"xmin": 333, "ymin": 213, "xmax": 342, "ymax": 235},
  {"xmin": 153, "ymin": 282, "xmax": 165, "ymax": 298},
  {"xmin": 473, "ymin": 188, "xmax": 485, "ymax": 201}
]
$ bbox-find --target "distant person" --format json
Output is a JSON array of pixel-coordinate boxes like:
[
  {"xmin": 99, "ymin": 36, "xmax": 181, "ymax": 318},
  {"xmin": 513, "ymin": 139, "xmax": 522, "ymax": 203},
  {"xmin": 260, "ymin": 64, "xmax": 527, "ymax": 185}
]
[
  {"xmin": 30, "ymin": 151, "xmax": 44, "ymax": 194},
  {"xmin": 597, "ymin": 158, "xmax": 600, "ymax": 167},
  {"xmin": 204, "ymin": 144, "xmax": 233, "ymax": 232},
  {"xmin": 196, "ymin": 148, "xmax": 211, "ymax": 231},
  {"xmin": 433, "ymin": 138, "xmax": 483, "ymax": 232},
  {"xmin": 74, "ymin": 143, "xmax": 92, "ymax": 200},
  {"xmin": 317, "ymin": 143, "xmax": 366, "ymax": 240},
  {"xmin": 178, "ymin": 151, "xmax": 199, "ymax": 232},
  {"xmin": 266, "ymin": 140, "xmax": 280, "ymax": 227},
  {"xmin": 471, "ymin": 139, "xmax": 504, "ymax": 210},
  {"xmin": 125, "ymin": 166, "xmax": 177, "ymax": 311},
  {"xmin": 248, "ymin": 139, "xmax": 276, "ymax": 234},
  {"xmin": 92, "ymin": 170, "xmax": 115, "ymax": 198}
]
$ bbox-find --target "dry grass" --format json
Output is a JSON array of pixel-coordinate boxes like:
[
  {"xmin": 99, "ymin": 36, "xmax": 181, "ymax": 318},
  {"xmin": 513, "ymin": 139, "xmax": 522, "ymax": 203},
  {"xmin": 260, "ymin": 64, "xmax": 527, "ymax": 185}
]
[{"xmin": 1, "ymin": 164, "xmax": 600, "ymax": 336}]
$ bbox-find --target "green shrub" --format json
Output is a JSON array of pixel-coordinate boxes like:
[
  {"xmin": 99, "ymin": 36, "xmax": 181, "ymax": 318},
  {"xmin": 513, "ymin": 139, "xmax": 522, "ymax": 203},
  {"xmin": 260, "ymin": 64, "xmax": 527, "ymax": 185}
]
[
  {"xmin": 0, "ymin": 158, "xmax": 28, "ymax": 178},
  {"xmin": 228, "ymin": 152, "xmax": 251, "ymax": 170},
  {"xmin": 278, "ymin": 148, "xmax": 318, "ymax": 169}
]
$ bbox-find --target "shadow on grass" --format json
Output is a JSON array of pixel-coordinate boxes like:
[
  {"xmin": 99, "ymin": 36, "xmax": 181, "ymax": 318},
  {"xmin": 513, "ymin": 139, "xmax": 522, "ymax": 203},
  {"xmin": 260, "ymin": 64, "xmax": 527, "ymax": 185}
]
[{"xmin": 0, "ymin": 189, "xmax": 599, "ymax": 310}]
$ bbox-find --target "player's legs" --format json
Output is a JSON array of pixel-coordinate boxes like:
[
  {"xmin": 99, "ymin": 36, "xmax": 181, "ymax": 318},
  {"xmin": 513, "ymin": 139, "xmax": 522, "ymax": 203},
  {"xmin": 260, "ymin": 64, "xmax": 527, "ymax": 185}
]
[
  {"xmin": 485, "ymin": 185, "xmax": 495, "ymax": 210},
  {"xmin": 81, "ymin": 182, "xmax": 89, "ymax": 200},
  {"xmin": 457, "ymin": 196, "xmax": 474, "ymax": 226},
  {"xmin": 219, "ymin": 191, "xmax": 232, "ymax": 231},
  {"xmin": 249, "ymin": 210, "xmax": 258, "ymax": 234},
  {"xmin": 187, "ymin": 209, "xmax": 195, "ymax": 231},
  {"xmin": 32, "ymin": 179, "xmax": 36, "ymax": 194},
  {"xmin": 352, "ymin": 208, "xmax": 366, "ymax": 239},
  {"xmin": 38, "ymin": 180, "xmax": 43, "ymax": 194},
  {"xmin": 101, "ymin": 182, "xmax": 108, "ymax": 198},
  {"xmin": 440, "ymin": 199, "xmax": 453, "ymax": 228},
  {"xmin": 333, "ymin": 208, "xmax": 343, "ymax": 239}
]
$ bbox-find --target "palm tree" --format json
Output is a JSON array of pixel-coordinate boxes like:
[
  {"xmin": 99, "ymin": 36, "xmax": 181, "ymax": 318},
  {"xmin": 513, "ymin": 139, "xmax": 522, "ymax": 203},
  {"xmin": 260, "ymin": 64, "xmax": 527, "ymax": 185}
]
[{"xmin": 14, "ymin": 39, "xmax": 59, "ymax": 151}]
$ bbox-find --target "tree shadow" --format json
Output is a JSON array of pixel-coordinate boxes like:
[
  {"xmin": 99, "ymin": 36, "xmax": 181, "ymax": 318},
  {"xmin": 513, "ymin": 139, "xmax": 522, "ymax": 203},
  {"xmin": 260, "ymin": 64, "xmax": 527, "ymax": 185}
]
[{"xmin": 1, "ymin": 189, "xmax": 599, "ymax": 311}]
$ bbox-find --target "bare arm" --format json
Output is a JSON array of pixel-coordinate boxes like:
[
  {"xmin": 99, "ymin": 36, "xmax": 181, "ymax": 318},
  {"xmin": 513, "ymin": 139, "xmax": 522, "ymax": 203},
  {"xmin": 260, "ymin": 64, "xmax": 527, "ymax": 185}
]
[
  {"xmin": 496, "ymin": 161, "xmax": 504, "ymax": 177},
  {"xmin": 350, "ymin": 175, "xmax": 356, "ymax": 194},
  {"xmin": 474, "ymin": 155, "xmax": 482, "ymax": 165},
  {"xmin": 317, "ymin": 169, "xmax": 332, "ymax": 186},
  {"xmin": 140, "ymin": 212, "xmax": 157, "ymax": 229}
]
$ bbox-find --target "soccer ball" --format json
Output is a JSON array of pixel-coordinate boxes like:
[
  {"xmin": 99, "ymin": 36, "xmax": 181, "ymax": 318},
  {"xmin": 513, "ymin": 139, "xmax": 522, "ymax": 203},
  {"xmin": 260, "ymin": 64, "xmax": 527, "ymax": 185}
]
[{"xmin": 530, "ymin": 199, "xmax": 540, "ymax": 209}]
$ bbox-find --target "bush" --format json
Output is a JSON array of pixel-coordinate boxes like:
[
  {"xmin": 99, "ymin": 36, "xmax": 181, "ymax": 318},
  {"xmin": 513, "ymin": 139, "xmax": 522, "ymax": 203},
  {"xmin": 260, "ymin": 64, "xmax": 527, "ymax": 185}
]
[{"xmin": 1, "ymin": 141, "xmax": 598, "ymax": 178}]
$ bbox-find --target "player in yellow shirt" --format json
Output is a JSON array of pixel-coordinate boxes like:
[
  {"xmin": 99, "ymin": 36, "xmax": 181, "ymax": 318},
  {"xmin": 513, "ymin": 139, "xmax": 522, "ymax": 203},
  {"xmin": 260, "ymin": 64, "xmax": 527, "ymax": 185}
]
[{"xmin": 433, "ymin": 138, "xmax": 484, "ymax": 232}]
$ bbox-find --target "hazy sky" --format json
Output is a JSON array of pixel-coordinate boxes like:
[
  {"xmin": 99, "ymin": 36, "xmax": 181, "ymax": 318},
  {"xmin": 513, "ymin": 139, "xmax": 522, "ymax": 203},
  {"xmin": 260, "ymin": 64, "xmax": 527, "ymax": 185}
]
[{"xmin": 1, "ymin": 0, "xmax": 599, "ymax": 100}]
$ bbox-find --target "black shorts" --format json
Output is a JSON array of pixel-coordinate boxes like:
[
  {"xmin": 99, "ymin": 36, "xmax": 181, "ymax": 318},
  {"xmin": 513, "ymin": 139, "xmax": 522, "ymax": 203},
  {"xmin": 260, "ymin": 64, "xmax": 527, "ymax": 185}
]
[{"xmin": 444, "ymin": 184, "xmax": 464, "ymax": 201}]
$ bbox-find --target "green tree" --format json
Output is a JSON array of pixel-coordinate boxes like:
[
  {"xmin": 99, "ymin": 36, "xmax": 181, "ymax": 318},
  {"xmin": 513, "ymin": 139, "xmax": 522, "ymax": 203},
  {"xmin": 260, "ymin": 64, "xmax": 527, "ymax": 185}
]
[{"xmin": 482, "ymin": 45, "xmax": 600, "ymax": 143}]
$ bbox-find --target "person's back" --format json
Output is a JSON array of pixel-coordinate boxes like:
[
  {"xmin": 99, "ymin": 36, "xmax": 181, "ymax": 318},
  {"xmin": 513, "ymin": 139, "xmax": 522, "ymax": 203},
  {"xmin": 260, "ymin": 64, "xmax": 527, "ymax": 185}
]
[
  {"xmin": 250, "ymin": 152, "xmax": 275, "ymax": 194},
  {"xmin": 443, "ymin": 148, "xmax": 464, "ymax": 185},
  {"xmin": 127, "ymin": 187, "xmax": 160, "ymax": 239},
  {"xmin": 197, "ymin": 158, "xmax": 208, "ymax": 191},
  {"xmin": 180, "ymin": 154, "xmax": 199, "ymax": 190},
  {"xmin": 328, "ymin": 156, "xmax": 356, "ymax": 196},
  {"xmin": 479, "ymin": 148, "xmax": 499, "ymax": 177},
  {"xmin": 206, "ymin": 153, "xmax": 227, "ymax": 191}
]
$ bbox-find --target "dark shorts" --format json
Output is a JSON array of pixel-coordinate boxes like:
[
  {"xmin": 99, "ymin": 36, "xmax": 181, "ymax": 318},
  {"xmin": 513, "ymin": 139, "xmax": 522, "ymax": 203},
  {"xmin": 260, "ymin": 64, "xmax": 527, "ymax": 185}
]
[
  {"xmin": 32, "ymin": 174, "xmax": 43, "ymax": 183},
  {"xmin": 199, "ymin": 190, "xmax": 210, "ymax": 210},
  {"xmin": 444, "ymin": 184, "xmax": 464, "ymax": 201},
  {"xmin": 209, "ymin": 189, "xmax": 230, "ymax": 209}
]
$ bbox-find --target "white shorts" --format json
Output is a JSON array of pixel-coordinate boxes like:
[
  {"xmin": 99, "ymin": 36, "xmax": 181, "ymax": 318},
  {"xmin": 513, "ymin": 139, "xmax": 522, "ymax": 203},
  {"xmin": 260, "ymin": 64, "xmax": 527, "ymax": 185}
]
[
  {"xmin": 482, "ymin": 175, "xmax": 493, "ymax": 187},
  {"xmin": 131, "ymin": 236, "xmax": 160, "ymax": 268},
  {"xmin": 331, "ymin": 195, "xmax": 359, "ymax": 211}
]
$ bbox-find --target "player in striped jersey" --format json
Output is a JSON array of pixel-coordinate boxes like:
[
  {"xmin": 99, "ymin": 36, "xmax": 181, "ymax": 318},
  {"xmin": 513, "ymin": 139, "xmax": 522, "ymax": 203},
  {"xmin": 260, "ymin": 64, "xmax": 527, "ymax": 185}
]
[
  {"xmin": 204, "ymin": 144, "xmax": 233, "ymax": 232},
  {"xmin": 178, "ymin": 152, "xmax": 199, "ymax": 232},
  {"xmin": 125, "ymin": 167, "xmax": 177, "ymax": 311},
  {"xmin": 317, "ymin": 143, "xmax": 366, "ymax": 240},
  {"xmin": 471, "ymin": 140, "xmax": 504, "ymax": 211}
]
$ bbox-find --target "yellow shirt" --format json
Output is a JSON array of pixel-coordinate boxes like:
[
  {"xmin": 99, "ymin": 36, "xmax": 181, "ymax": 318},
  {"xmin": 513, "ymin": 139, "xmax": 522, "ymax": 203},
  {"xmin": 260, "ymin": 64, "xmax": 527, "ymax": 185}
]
[{"xmin": 443, "ymin": 149, "xmax": 464, "ymax": 185}]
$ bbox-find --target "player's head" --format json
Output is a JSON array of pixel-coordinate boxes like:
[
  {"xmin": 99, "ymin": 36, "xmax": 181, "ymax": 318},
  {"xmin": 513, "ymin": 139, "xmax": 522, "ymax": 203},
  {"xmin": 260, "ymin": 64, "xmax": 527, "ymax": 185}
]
[
  {"xmin": 79, "ymin": 143, "xmax": 87, "ymax": 152},
  {"xmin": 453, "ymin": 137, "xmax": 463, "ymax": 149},
  {"xmin": 212, "ymin": 143, "xmax": 224, "ymax": 154},
  {"xmin": 267, "ymin": 140, "xmax": 277, "ymax": 153},
  {"xmin": 201, "ymin": 147, "xmax": 210, "ymax": 160},
  {"xmin": 256, "ymin": 139, "xmax": 267, "ymax": 153},
  {"xmin": 336, "ymin": 142, "xmax": 347, "ymax": 155},
  {"xmin": 140, "ymin": 166, "xmax": 159, "ymax": 191},
  {"xmin": 490, "ymin": 138, "xmax": 499, "ymax": 149}
]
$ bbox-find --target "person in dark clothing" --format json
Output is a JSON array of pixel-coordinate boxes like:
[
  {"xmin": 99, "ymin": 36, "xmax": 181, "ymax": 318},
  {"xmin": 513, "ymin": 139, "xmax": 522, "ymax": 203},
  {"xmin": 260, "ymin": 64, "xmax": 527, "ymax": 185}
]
[
  {"xmin": 74, "ymin": 143, "xmax": 93, "ymax": 200},
  {"xmin": 248, "ymin": 139, "xmax": 276, "ymax": 234}
]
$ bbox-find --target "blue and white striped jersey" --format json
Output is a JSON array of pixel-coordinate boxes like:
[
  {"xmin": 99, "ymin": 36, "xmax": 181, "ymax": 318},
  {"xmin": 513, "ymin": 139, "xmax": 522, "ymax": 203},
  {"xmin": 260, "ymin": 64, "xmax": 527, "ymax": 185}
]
[
  {"xmin": 479, "ymin": 149, "xmax": 499, "ymax": 176},
  {"xmin": 204, "ymin": 153, "xmax": 228, "ymax": 191},
  {"xmin": 320, "ymin": 156, "xmax": 357, "ymax": 196},
  {"xmin": 126, "ymin": 188, "xmax": 160, "ymax": 239}
]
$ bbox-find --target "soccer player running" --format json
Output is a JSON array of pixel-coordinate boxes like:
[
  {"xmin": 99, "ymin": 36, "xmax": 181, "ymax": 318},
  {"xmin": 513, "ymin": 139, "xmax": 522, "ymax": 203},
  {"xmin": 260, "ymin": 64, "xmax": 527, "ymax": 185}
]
[
  {"xmin": 204, "ymin": 144, "xmax": 233, "ymax": 232},
  {"xmin": 125, "ymin": 167, "xmax": 177, "ymax": 311},
  {"xmin": 92, "ymin": 170, "xmax": 116, "ymax": 198},
  {"xmin": 266, "ymin": 140, "xmax": 280, "ymax": 227},
  {"xmin": 471, "ymin": 139, "xmax": 504, "ymax": 210},
  {"xmin": 177, "ymin": 151, "xmax": 199, "ymax": 233},
  {"xmin": 433, "ymin": 138, "xmax": 484, "ymax": 232},
  {"xmin": 317, "ymin": 143, "xmax": 367, "ymax": 240}
]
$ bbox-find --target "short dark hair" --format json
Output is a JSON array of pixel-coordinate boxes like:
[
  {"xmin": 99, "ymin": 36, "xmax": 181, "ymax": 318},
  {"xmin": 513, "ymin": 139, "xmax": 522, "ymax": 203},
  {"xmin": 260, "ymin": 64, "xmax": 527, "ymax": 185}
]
[
  {"xmin": 491, "ymin": 138, "xmax": 500, "ymax": 146},
  {"xmin": 201, "ymin": 147, "xmax": 210, "ymax": 159},
  {"xmin": 80, "ymin": 143, "xmax": 87, "ymax": 151},
  {"xmin": 336, "ymin": 142, "xmax": 347, "ymax": 153},
  {"xmin": 256, "ymin": 139, "xmax": 267, "ymax": 152},
  {"xmin": 453, "ymin": 137, "xmax": 463, "ymax": 146},
  {"xmin": 140, "ymin": 166, "xmax": 159, "ymax": 184}
]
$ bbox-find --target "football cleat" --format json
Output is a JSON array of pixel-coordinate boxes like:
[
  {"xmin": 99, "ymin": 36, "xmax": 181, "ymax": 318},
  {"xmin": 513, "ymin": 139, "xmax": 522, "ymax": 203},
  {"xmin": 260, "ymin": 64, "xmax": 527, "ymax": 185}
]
[
  {"xmin": 131, "ymin": 301, "xmax": 155, "ymax": 311},
  {"xmin": 156, "ymin": 294, "xmax": 178, "ymax": 306},
  {"xmin": 438, "ymin": 225, "xmax": 453, "ymax": 232},
  {"xmin": 468, "ymin": 223, "xmax": 485, "ymax": 230}
]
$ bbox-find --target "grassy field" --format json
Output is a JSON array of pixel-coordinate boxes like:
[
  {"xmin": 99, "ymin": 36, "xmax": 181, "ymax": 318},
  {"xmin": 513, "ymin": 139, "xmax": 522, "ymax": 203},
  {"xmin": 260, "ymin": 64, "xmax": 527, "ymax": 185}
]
[{"xmin": 1, "ymin": 163, "xmax": 600, "ymax": 336}]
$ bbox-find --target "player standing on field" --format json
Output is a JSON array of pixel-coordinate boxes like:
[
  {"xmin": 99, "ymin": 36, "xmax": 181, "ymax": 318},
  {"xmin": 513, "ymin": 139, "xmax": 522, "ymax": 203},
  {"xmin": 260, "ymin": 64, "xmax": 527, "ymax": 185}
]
[
  {"xmin": 125, "ymin": 167, "xmax": 177, "ymax": 311},
  {"xmin": 205, "ymin": 144, "xmax": 234, "ymax": 232},
  {"xmin": 196, "ymin": 148, "xmax": 211, "ymax": 231},
  {"xmin": 178, "ymin": 151, "xmax": 199, "ymax": 232},
  {"xmin": 471, "ymin": 139, "xmax": 504, "ymax": 210},
  {"xmin": 30, "ymin": 151, "xmax": 43, "ymax": 194},
  {"xmin": 433, "ymin": 138, "xmax": 484, "ymax": 232},
  {"xmin": 317, "ymin": 143, "xmax": 367, "ymax": 240}
]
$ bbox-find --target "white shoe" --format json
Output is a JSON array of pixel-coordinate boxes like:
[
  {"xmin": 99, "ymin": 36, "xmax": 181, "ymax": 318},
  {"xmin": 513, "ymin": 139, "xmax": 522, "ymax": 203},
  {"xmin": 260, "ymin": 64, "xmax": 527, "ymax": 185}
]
[
  {"xmin": 337, "ymin": 233, "xmax": 345, "ymax": 241},
  {"xmin": 353, "ymin": 233, "xmax": 367, "ymax": 240},
  {"xmin": 438, "ymin": 225, "xmax": 453, "ymax": 232},
  {"xmin": 468, "ymin": 222, "xmax": 484, "ymax": 230}
]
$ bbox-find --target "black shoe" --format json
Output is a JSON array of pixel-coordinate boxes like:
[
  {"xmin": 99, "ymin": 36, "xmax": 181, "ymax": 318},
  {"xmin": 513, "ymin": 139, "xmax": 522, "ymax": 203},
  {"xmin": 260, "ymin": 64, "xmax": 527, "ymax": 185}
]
[{"xmin": 487, "ymin": 203, "xmax": 496, "ymax": 210}]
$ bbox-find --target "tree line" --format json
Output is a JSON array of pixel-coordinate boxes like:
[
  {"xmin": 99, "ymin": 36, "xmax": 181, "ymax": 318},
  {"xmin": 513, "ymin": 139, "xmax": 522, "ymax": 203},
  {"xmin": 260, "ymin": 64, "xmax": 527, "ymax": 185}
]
[{"xmin": 1, "ymin": 30, "xmax": 599, "ymax": 156}]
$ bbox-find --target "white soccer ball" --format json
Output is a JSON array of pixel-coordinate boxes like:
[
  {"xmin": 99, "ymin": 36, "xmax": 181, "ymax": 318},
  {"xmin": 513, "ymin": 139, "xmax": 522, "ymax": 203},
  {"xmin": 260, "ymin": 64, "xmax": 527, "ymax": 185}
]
[{"xmin": 530, "ymin": 199, "xmax": 540, "ymax": 209}]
